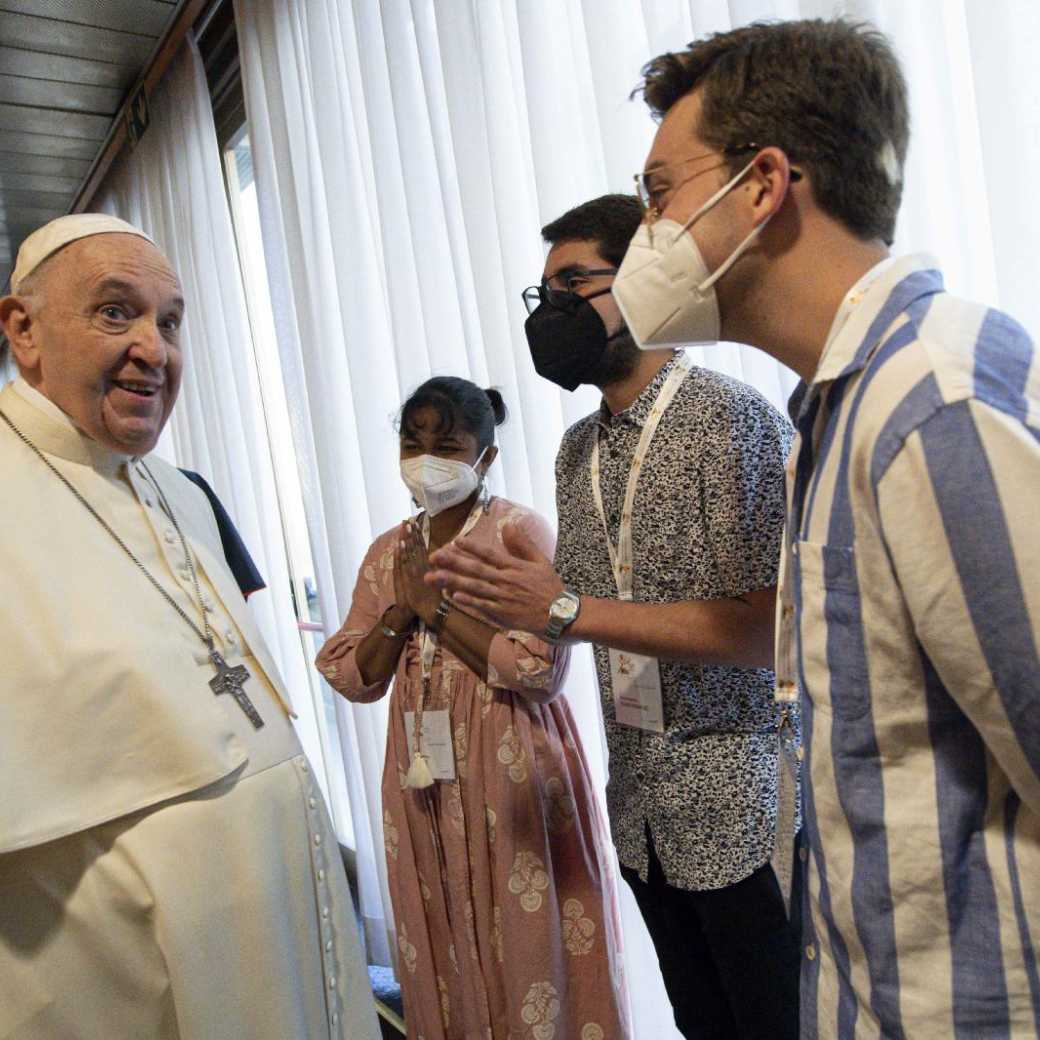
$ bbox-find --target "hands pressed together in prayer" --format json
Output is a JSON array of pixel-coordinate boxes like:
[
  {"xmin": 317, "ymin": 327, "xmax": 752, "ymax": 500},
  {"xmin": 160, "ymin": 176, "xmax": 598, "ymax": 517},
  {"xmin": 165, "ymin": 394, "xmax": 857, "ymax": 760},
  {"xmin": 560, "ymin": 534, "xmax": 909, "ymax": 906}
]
[
  {"xmin": 393, "ymin": 520, "xmax": 444, "ymax": 627},
  {"xmin": 425, "ymin": 523, "xmax": 565, "ymax": 636}
]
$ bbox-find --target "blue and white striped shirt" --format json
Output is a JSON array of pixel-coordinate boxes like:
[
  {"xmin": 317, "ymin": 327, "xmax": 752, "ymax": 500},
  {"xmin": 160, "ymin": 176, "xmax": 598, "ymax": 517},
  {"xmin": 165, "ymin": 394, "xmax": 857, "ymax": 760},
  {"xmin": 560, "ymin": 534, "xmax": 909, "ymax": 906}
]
[{"xmin": 775, "ymin": 255, "xmax": 1040, "ymax": 1037}]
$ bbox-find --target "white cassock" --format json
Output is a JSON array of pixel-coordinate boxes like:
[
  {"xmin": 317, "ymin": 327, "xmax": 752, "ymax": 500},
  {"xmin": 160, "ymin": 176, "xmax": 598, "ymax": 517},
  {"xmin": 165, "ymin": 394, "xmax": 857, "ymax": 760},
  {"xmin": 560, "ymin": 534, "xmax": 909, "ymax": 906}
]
[{"xmin": 0, "ymin": 380, "xmax": 380, "ymax": 1040}]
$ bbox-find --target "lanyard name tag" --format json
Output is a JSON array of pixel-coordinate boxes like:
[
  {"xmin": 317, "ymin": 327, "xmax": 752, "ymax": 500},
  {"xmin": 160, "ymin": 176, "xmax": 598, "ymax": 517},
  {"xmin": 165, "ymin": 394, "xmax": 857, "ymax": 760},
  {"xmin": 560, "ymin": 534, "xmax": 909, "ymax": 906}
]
[
  {"xmin": 609, "ymin": 649, "xmax": 665, "ymax": 733},
  {"xmin": 592, "ymin": 355, "xmax": 692, "ymax": 737},
  {"xmin": 404, "ymin": 709, "xmax": 456, "ymax": 781}
]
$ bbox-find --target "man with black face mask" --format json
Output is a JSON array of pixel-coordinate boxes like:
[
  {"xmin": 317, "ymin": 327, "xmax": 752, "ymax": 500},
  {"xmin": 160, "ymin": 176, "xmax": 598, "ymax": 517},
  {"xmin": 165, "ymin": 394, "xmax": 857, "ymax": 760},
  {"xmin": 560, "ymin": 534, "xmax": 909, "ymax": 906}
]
[{"xmin": 428, "ymin": 194, "xmax": 801, "ymax": 1039}]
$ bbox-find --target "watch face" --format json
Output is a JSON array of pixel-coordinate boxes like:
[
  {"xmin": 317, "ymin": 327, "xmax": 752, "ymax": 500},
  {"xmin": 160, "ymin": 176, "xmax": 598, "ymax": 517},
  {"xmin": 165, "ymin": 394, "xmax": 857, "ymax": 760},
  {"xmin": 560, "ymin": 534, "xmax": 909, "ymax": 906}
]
[{"xmin": 552, "ymin": 592, "xmax": 579, "ymax": 623}]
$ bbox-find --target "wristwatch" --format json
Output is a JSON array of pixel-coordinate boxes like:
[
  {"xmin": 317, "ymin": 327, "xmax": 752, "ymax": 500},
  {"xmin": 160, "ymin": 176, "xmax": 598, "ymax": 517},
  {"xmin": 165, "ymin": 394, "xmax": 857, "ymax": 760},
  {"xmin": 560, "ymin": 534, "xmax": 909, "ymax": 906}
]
[{"xmin": 545, "ymin": 589, "xmax": 581, "ymax": 641}]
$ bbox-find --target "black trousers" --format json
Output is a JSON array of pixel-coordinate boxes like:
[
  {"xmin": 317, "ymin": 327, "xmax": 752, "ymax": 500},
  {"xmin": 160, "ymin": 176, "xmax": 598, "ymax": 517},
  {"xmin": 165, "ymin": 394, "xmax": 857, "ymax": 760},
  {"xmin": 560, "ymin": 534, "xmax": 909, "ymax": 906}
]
[{"xmin": 620, "ymin": 831, "xmax": 801, "ymax": 1040}]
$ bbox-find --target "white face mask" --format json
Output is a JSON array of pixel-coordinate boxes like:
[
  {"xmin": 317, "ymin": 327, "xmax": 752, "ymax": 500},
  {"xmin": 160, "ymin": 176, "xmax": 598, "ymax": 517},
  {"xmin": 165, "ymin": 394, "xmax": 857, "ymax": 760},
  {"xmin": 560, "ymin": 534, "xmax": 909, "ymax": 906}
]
[
  {"xmin": 400, "ymin": 449, "xmax": 487, "ymax": 517},
  {"xmin": 613, "ymin": 157, "xmax": 773, "ymax": 349}
]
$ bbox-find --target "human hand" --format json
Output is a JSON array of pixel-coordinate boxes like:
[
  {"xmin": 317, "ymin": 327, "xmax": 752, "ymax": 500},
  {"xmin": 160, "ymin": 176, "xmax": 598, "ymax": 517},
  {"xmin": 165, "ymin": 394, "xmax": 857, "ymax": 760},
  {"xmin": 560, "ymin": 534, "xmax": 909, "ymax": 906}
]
[
  {"xmin": 425, "ymin": 522, "xmax": 564, "ymax": 635},
  {"xmin": 398, "ymin": 520, "xmax": 444, "ymax": 625}
]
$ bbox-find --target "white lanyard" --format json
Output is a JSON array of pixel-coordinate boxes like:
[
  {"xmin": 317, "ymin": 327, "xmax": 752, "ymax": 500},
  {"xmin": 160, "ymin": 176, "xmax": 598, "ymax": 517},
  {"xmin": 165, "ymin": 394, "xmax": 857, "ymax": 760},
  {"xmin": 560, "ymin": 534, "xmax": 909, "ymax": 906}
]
[
  {"xmin": 416, "ymin": 495, "xmax": 486, "ymax": 682},
  {"xmin": 589, "ymin": 354, "xmax": 692, "ymax": 601}
]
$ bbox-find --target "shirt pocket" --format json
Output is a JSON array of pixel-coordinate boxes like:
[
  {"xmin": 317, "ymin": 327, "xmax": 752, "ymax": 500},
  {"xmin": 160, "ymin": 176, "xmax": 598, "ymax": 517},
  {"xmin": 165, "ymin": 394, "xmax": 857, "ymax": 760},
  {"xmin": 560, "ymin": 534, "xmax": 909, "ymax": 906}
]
[{"xmin": 794, "ymin": 540, "xmax": 871, "ymax": 720}]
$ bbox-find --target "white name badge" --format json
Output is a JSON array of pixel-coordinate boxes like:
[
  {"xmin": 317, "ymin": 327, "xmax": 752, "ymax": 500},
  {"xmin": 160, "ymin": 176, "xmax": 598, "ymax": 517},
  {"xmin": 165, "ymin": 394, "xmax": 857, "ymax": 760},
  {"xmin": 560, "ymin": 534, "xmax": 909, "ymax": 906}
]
[
  {"xmin": 609, "ymin": 649, "xmax": 665, "ymax": 733},
  {"xmin": 404, "ymin": 709, "xmax": 456, "ymax": 781}
]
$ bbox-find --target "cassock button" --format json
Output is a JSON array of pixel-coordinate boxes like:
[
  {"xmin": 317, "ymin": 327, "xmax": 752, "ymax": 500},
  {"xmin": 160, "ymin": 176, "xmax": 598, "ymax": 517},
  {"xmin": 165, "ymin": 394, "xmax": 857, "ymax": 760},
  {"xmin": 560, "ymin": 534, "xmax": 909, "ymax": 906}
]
[{"xmin": 799, "ymin": 846, "xmax": 808, "ymax": 863}]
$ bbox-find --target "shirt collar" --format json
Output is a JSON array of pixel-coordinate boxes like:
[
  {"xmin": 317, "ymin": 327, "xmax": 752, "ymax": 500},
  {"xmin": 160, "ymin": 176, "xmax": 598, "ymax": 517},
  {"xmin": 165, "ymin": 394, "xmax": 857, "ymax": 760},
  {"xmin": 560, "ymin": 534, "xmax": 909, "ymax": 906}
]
[
  {"xmin": 598, "ymin": 349, "xmax": 684, "ymax": 430},
  {"xmin": 812, "ymin": 253, "xmax": 943, "ymax": 387},
  {"xmin": 3, "ymin": 378, "xmax": 134, "ymax": 476}
]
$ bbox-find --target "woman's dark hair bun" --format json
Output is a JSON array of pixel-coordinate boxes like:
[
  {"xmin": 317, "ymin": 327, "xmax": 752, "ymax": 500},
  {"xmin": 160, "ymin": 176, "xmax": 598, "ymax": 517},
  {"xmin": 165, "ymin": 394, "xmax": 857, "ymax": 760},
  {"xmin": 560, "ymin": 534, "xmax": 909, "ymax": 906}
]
[{"xmin": 484, "ymin": 388, "xmax": 508, "ymax": 426}]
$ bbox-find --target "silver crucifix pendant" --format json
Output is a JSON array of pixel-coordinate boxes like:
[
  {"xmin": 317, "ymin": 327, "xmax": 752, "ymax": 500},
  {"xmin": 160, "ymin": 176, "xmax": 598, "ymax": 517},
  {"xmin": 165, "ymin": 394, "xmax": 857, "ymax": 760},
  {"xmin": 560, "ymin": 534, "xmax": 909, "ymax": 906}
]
[{"xmin": 209, "ymin": 650, "xmax": 264, "ymax": 729}]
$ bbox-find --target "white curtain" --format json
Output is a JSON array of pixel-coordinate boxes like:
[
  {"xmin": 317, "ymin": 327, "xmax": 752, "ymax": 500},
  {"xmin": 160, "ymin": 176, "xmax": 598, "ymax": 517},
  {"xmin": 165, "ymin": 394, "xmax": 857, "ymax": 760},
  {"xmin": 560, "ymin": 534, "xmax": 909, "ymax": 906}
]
[
  {"xmin": 233, "ymin": 1, "xmax": 1037, "ymax": 1036},
  {"xmin": 93, "ymin": 39, "xmax": 339, "ymax": 813}
]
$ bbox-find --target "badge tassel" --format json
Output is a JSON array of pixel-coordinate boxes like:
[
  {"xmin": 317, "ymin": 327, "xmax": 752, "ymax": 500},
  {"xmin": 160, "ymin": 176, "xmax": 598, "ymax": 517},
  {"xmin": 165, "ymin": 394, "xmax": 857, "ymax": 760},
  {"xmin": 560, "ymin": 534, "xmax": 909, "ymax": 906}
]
[
  {"xmin": 407, "ymin": 675, "xmax": 435, "ymax": 789},
  {"xmin": 405, "ymin": 751, "xmax": 435, "ymax": 789}
]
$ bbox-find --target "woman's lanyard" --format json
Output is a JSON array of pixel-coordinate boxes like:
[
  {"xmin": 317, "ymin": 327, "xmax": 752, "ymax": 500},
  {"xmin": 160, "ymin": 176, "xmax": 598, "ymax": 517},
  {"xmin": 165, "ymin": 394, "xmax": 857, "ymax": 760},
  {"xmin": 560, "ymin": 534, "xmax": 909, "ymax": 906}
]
[
  {"xmin": 589, "ymin": 354, "xmax": 692, "ymax": 601},
  {"xmin": 405, "ymin": 494, "xmax": 486, "ymax": 789}
]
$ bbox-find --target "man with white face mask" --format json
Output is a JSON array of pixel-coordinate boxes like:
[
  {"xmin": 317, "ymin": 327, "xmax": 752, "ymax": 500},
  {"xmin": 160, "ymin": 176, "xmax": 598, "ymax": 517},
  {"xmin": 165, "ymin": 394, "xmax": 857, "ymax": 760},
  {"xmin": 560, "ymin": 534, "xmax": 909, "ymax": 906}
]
[
  {"xmin": 428, "ymin": 196, "xmax": 801, "ymax": 1038},
  {"xmin": 615, "ymin": 18, "xmax": 1040, "ymax": 1039}
]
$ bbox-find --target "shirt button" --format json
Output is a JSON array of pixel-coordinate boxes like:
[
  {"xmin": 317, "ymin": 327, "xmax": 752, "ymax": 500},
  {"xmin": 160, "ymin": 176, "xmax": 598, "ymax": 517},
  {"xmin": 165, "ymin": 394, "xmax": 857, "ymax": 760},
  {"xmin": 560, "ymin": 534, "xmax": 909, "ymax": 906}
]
[
  {"xmin": 325, "ymin": 939, "xmax": 333, "ymax": 952},
  {"xmin": 317, "ymin": 869, "xmax": 325, "ymax": 882},
  {"xmin": 331, "ymin": 1012, "xmax": 338, "ymax": 1025},
  {"xmin": 313, "ymin": 834, "xmax": 322, "ymax": 846},
  {"xmin": 806, "ymin": 943, "xmax": 816, "ymax": 961},
  {"xmin": 328, "ymin": 975, "xmax": 336, "ymax": 990},
  {"xmin": 322, "ymin": 906, "xmax": 329, "ymax": 919},
  {"xmin": 164, "ymin": 529, "xmax": 176, "ymax": 544},
  {"xmin": 309, "ymin": 796, "xmax": 317, "ymax": 809}
]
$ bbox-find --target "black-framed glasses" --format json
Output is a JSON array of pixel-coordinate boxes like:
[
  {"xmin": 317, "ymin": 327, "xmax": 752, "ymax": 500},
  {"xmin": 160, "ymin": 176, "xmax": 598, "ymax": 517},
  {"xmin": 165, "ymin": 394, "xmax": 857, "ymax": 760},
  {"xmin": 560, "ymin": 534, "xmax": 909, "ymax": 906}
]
[{"xmin": 520, "ymin": 268, "xmax": 618, "ymax": 316}]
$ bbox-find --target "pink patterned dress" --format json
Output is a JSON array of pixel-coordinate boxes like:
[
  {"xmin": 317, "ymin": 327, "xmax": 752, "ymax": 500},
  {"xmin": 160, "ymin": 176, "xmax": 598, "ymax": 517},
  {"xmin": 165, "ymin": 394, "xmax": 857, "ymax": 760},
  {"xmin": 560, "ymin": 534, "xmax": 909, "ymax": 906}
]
[{"xmin": 316, "ymin": 497, "xmax": 629, "ymax": 1040}]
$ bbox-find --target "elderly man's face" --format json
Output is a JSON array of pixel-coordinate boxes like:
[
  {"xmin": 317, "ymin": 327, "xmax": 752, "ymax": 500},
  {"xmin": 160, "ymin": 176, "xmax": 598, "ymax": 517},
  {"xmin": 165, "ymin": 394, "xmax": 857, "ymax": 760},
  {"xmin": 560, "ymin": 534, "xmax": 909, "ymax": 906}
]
[{"xmin": 6, "ymin": 232, "xmax": 185, "ymax": 455}]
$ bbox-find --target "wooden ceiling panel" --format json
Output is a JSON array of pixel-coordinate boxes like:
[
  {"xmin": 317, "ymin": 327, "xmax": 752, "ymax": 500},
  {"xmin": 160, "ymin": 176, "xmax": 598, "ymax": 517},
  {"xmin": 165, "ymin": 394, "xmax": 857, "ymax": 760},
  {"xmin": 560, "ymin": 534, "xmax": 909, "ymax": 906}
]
[
  {"xmin": 0, "ymin": 73, "xmax": 124, "ymax": 115},
  {"xmin": 0, "ymin": 186, "xmax": 74, "ymax": 210},
  {"xmin": 0, "ymin": 171, "xmax": 81, "ymax": 193},
  {"xmin": 0, "ymin": 0, "xmax": 187, "ymax": 289},
  {"xmin": 2, "ymin": 132, "xmax": 99, "ymax": 160},
  {"xmin": 0, "ymin": 102, "xmax": 111, "ymax": 141},
  {"xmin": 0, "ymin": 46, "xmax": 135, "ymax": 91},
  {"xmin": 0, "ymin": 11, "xmax": 156, "ymax": 67},
  {"xmin": 0, "ymin": 1, "xmax": 176, "ymax": 38},
  {"xmin": 0, "ymin": 151, "xmax": 92, "ymax": 177}
]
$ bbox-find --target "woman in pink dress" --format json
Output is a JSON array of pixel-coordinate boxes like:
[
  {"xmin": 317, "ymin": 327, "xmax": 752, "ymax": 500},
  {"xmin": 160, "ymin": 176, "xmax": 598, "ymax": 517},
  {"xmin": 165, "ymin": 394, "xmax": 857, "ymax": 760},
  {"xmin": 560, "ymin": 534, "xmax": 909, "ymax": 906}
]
[{"xmin": 316, "ymin": 377, "xmax": 629, "ymax": 1040}]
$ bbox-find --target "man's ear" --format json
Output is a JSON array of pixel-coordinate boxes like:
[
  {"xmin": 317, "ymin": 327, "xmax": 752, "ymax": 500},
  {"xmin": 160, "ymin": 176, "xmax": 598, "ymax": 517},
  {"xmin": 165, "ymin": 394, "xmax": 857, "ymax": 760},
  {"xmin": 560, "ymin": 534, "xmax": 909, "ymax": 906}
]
[
  {"xmin": 0, "ymin": 295, "xmax": 40, "ymax": 374},
  {"xmin": 746, "ymin": 146, "xmax": 797, "ymax": 227}
]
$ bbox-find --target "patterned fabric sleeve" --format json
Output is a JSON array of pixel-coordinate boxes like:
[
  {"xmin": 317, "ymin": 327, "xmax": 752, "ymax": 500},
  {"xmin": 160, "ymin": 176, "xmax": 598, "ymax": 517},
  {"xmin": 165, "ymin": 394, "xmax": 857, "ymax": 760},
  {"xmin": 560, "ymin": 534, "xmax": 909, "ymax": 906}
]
[
  {"xmin": 699, "ymin": 382, "xmax": 793, "ymax": 599},
  {"xmin": 315, "ymin": 529, "xmax": 398, "ymax": 703},
  {"xmin": 485, "ymin": 508, "xmax": 570, "ymax": 702},
  {"xmin": 553, "ymin": 424, "xmax": 585, "ymax": 588}
]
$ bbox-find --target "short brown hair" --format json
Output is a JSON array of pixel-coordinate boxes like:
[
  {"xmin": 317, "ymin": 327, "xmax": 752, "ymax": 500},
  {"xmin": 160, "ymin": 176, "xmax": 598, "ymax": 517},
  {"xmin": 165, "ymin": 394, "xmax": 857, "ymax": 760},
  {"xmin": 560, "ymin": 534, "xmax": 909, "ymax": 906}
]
[{"xmin": 638, "ymin": 19, "xmax": 909, "ymax": 244}]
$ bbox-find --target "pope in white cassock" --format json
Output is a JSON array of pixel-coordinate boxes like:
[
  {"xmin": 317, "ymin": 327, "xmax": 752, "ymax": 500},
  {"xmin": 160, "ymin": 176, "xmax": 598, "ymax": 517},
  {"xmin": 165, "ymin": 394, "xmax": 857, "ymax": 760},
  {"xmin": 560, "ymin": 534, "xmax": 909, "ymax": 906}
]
[{"xmin": 0, "ymin": 215, "xmax": 380, "ymax": 1040}]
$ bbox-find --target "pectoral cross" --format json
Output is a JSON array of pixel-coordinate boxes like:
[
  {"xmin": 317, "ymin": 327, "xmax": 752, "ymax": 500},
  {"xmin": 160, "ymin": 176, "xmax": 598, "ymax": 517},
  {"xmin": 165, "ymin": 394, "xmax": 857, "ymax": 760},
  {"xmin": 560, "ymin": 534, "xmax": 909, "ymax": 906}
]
[{"xmin": 209, "ymin": 650, "xmax": 264, "ymax": 729}]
